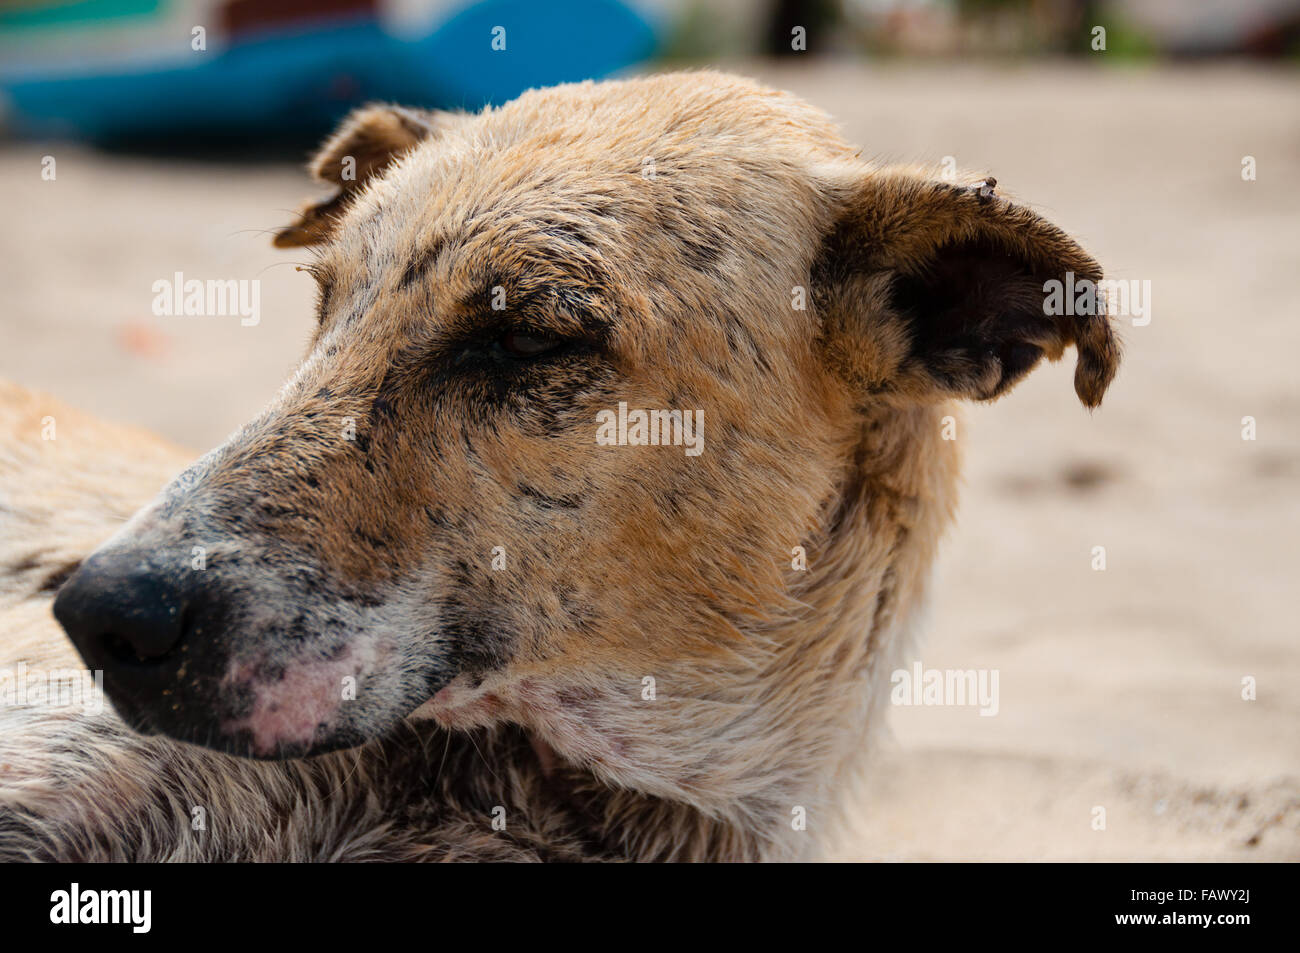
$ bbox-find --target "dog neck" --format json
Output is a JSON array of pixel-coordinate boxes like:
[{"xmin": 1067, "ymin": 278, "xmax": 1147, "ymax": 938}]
[{"xmin": 487, "ymin": 402, "xmax": 959, "ymax": 861}]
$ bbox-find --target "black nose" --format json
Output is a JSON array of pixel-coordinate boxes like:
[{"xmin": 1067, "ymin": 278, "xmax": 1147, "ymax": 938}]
[{"xmin": 53, "ymin": 555, "xmax": 190, "ymax": 672}]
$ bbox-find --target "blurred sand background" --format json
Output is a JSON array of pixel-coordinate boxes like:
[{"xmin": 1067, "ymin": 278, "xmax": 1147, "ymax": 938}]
[{"xmin": 2, "ymin": 62, "xmax": 1297, "ymax": 860}]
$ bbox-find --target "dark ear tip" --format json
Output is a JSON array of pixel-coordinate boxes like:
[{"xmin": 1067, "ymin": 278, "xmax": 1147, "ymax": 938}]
[
  {"xmin": 1075, "ymin": 380, "xmax": 1106, "ymax": 409},
  {"xmin": 1073, "ymin": 345, "xmax": 1119, "ymax": 408},
  {"xmin": 1068, "ymin": 302, "xmax": 1121, "ymax": 408}
]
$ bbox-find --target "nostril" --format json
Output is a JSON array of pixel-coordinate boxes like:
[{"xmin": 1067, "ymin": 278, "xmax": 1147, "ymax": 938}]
[
  {"xmin": 99, "ymin": 630, "xmax": 176, "ymax": 666},
  {"xmin": 90, "ymin": 602, "xmax": 189, "ymax": 667},
  {"xmin": 54, "ymin": 558, "xmax": 194, "ymax": 671}
]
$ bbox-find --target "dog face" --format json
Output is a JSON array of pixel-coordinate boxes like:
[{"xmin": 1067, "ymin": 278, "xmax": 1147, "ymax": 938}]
[{"xmin": 54, "ymin": 73, "xmax": 1117, "ymax": 773}]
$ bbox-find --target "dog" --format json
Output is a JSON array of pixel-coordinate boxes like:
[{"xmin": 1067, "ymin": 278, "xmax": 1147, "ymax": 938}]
[{"xmin": 0, "ymin": 70, "xmax": 1118, "ymax": 861}]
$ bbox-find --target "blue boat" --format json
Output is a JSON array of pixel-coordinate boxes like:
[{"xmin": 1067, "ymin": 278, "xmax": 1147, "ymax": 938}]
[{"xmin": 0, "ymin": 0, "xmax": 660, "ymax": 140}]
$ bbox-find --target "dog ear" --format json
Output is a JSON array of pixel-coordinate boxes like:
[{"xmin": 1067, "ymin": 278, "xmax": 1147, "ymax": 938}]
[
  {"xmin": 274, "ymin": 104, "xmax": 459, "ymax": 248},
  {"xmin": 813, "ymin": 166, "xmax": 1120, "ymax": 408}
]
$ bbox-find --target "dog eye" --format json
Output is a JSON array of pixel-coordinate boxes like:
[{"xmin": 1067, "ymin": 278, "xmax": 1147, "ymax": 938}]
[{"xmin": 497, "ymin": 329, "xmax": 565, "ymax": 359}]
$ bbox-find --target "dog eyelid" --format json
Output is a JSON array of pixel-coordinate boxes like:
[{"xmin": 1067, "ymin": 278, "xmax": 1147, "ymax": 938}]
[{"xmin": 498, "ymin": 329, "xmax": 566, "ymax": 359}]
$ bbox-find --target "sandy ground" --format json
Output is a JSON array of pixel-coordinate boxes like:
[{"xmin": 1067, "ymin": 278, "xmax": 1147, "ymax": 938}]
[{"xmin": 2, "ymin": 62, "xmax": 1297, "ymax": 860}]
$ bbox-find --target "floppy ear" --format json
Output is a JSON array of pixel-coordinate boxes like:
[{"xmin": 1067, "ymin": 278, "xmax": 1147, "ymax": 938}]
[
  {"xmin": 813, "ymin": 166, "xmax": 1120, "ymax": 408},
  {"xmin": 274, "ymin": 104, "xmax": 461, "ymax": 248}
]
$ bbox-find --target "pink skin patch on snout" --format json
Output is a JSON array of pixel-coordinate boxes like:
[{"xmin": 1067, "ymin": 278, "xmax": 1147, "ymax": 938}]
[{"xmin": 220, "ymin": 650, "xmax": 359, "ymax": 756}]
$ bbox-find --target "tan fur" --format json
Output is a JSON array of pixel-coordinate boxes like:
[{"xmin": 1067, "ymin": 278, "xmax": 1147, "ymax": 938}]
[{"xmin": 0, "ymin": 71, "xmax": 1118, "ymax": 861}]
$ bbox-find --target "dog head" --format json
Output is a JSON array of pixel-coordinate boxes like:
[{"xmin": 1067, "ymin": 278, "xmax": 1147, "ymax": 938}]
[{"xmin": 55, "ymin": 74, "xmax": 1117, "ymax": 785}]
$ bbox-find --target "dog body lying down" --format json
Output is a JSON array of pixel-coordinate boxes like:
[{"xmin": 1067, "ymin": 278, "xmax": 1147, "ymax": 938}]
[{"xmin": 0, "ymin": 71, "xmax": 1117, "ymax": 861}]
